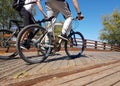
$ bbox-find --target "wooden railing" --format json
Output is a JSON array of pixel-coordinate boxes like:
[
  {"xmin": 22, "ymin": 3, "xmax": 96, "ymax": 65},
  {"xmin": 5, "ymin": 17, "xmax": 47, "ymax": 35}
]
[
  {"xmin": 0, "ymin": 39, "xmax": 120, "ymax": 52},
  {"xmin": 84, "ymin": 39, "xmax": 120, "ymax": 51}
]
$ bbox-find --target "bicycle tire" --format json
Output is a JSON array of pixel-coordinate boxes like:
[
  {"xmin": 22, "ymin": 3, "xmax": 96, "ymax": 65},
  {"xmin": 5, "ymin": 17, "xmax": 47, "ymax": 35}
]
[
  {"xmin": 0, "ymin": 29, "xmax": 18, "ymax": 59},
  {"xmin": 65, "ymin": 31, "xmax": 84, "ymax": 58},
  {"xmin": 17, "ymin": 24, "xmax": 51, "ymax": 64}
]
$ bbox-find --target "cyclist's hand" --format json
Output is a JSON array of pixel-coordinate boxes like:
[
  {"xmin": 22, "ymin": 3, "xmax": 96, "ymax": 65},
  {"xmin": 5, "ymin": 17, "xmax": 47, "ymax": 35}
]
[
  {"xmin": 44, "ymin": 15, "xmax": 48, "ymax": 19},
  {"xmin": 77, "ymin": 14, "xmax": 84, "ymax": 20}
]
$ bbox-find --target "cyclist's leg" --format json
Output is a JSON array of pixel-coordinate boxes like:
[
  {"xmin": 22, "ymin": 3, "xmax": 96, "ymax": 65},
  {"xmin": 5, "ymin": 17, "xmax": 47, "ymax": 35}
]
[
  {"xmin": 20, "ymin": 7, "xmax": 35, "ymax": 26},
  {"xmin": 57, "ymin": 1, "xmax": 72, "ymax": 33},
  {"xmin": 19, "ymin": 7, "xmax": 35, "ymax": 49},
  {"xmin": 45, "ymin": 2, "xmax": 59, "ymax": 44},
  {"xmin": 52, "ymin": 1, "xmax": 72, "ymax": 39}
]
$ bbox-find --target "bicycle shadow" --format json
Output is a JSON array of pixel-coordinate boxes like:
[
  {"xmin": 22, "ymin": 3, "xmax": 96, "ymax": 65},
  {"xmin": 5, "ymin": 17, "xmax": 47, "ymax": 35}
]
[
  {"xmin": 44, "ymin": 54, "xmax": 88, "ymax": 63},
  {"xmin": 0, "ymin": 56, "xmax": 20, "ymax": 60}
]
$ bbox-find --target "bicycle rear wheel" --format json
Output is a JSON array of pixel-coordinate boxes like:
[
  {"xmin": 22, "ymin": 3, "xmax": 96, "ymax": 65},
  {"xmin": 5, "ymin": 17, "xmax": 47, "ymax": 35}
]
[
  {"xmin": 0, "ymin": 29, "xmax": 18, "ymax": 59},
  {"xmin": 17, "ymin": 24, "xmax": 51, "ymax": 64},
  {"xmin": 65, "ymin": 31, "xmax": 84, "ymax": 58}
]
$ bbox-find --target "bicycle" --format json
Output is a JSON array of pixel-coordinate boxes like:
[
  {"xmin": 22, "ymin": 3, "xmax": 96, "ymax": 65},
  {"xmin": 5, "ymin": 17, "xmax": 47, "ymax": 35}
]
[
  {"xmin": 16, "ymin": 16, "xmax": 85, "ymax": 64},
  {"xmin": 0, "ymin": 20, "xmax": 23, "ymax": 59}
]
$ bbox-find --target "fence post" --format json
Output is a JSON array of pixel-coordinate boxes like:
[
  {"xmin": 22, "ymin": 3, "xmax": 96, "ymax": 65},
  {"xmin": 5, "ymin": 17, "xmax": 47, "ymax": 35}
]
[
  {"xmin": 111, "ymin": 45, "xmax": 113, "ymax": 51},
  {"xmin": 95, "ymin": 41, "xmax": 97, "ymax": 50},
  {"xmin": 84, "ymin": 39, "xmax": 87, "ymax": 49},
  {"xmin": 103, "ymin": 43, "xmax": 106, "ymax": 50}
]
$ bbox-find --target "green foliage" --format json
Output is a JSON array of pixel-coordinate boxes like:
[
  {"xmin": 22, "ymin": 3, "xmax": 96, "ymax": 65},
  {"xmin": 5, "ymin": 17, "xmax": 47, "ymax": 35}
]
[
  {"xmin": 99, "ymin": 9, "xmax": 120, "ymax": 46},
  {"xmin": 54, "ymin": 21, "xmax": 63, "ymax": 36},
  {"xmin": 54, "ymin": 25, "xmax": 62, "ymax": 36},
  {"xmin": 0, "ymin": 0, "xmax": 21, "ymax": 29},
  {"xmin": 0, "ymin": 0, "xmax": 37, "ymax": 29}
]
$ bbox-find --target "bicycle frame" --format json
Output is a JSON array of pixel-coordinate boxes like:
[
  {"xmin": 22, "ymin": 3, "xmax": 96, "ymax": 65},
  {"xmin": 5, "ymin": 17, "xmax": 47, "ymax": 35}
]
[
  {"xmin": 37, "ymin": 17, "xmax": 78, "ymax": 53},
  {"xmin": 5, "ymin": 20, "xmax": 23, "ymax": 43}
]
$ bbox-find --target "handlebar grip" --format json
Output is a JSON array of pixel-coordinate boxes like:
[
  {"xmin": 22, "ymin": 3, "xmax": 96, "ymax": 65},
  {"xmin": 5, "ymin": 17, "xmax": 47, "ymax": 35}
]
[{"xmin": 41, "ymin": 16, "xmax": 55, "ymax": 22}]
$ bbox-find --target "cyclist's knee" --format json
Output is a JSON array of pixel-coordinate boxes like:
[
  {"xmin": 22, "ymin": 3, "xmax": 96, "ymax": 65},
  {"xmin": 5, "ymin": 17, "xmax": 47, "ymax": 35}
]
[
  {"xmin": 64, "ymin": 15, "xmax": 72, "ymax": 19},
  {"xmin": 64, "ymin": 16, "xmax": 72, "ymax": 24},
  {"xmin": 67, "ymin": 16, "xmax": 72, "ymax": 20}
]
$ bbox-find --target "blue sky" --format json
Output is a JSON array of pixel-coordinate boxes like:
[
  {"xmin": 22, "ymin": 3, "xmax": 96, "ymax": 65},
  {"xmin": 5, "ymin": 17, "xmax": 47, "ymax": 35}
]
[{"xmin": 34, "ymin": 0, "xmax": 120, "ymax": 41}]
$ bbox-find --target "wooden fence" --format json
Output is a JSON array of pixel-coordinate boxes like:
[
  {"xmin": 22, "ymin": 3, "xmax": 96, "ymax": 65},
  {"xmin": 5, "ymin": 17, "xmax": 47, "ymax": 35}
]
[
  {"xmin": 84, "ymin": 39, "xmax": 120, "ymax": 51},
  {"xmin": 0, "ymin": 38, "xmax": 120, "ymax": 52}
]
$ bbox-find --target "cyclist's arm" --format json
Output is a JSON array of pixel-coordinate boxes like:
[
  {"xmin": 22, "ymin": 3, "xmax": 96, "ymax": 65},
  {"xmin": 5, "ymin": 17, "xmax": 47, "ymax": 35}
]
[
  {"xmin": 72, "ymin": 0, "xmax": 83, "ymax": 20},
  {"xmin": 36, "ymin": 0, "xmax": 47, "ymax": 18},
  {"xmin": 72, "ymin": 0, "xmax": 80, "ymax": 13}
]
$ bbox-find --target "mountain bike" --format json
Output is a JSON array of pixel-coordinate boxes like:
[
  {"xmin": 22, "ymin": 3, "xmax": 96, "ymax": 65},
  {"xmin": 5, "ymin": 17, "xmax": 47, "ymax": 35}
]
[
  {"xmin": 0, "ymin": 20, "xmax": 23, "ymax": 59},
  {"xmin": 16, "ymin": 17, "xmax": 85, "ymax": 64}
]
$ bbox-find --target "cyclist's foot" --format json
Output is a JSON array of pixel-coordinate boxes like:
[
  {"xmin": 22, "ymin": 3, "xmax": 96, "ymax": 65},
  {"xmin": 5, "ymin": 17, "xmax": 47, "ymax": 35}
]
[
  {"xmin": 40, "ymin": 43, "xmax": 54, "ymax": 48},
  {"xmin": 20, "ymin": 44, "xmax": 30, "ymax": 50},
  {"xmin": 20, "ymin": 39, "xmax": 30, "ymax": 50},
  {"xmin": 58, "ymin": 33, "xmax": 68, "ymax": 41}
]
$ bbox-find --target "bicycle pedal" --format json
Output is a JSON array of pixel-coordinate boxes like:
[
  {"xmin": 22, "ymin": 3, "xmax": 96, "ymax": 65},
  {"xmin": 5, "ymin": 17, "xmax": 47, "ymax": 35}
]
[{"xmin": 40, "ymin": 44, "xmax": 54, "ymax": 48}]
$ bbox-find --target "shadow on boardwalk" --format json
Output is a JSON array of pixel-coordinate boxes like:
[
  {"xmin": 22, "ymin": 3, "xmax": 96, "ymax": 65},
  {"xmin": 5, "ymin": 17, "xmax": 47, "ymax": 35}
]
[{"xmin": 44, "ymin": 53, "xmax": 88, "ymax": 63}]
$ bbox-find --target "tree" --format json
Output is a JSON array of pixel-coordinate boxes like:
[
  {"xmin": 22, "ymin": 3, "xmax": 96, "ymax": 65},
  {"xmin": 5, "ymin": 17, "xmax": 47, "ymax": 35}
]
[
  {"xmin": 99, "ymin": 9, "xmax": 120, "ymax": 46},
  {"xmin": 54, "ymin": 20, "xmax": 63, "ymax": 36},
  {"xmin": 0, "ymin": 0, "xmax": 21, "ymax": 29}
]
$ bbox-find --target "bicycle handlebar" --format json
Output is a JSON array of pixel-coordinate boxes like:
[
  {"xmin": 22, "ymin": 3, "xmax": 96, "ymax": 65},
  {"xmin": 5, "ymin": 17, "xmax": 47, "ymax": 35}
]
[
  {"xmin": 73, "ymin": 15, "xmax": 84, "ymax": 20},
  {"xmin": 37, "ymin": 15, "xmax": 84, "ymax": 24},
  {"xmin": 37, "ymin": 16, "xmax": 55, "ymax": 24}
]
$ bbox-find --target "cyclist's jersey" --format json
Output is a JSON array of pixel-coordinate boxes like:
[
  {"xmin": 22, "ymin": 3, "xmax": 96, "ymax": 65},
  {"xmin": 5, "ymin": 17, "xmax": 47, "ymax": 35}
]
[{"xmin": 24, "ymin": 0, "xmax": 37, "ymax": 13}]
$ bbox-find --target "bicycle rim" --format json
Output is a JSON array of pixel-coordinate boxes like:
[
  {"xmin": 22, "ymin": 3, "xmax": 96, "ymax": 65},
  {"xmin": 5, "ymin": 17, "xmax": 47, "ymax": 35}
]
[
  {"xmin": 65, "ymin": 32, "xmax": 84, "ymax": 58},
  {"xmin": 0, "ymin": 30, "xmax": 17, "ymax": 59},
  {"xmin": 17, "ymin": 24, "xmax": 51, "ymax": 64}
]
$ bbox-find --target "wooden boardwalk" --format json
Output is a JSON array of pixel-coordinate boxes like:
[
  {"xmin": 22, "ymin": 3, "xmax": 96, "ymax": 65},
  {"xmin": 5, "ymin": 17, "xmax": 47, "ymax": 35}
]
[{"xmin": 0, "ymin": 51, "xmax": 120, "ymax": 86}]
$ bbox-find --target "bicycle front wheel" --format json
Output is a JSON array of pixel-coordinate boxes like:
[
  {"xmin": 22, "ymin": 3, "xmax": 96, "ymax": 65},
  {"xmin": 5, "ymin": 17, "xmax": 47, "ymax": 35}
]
[
  {"xmin": 0, "ymin": 29, "xmax": 18, "ymax": 59},
  {"xmin": 17, "ymin": 24, "xmax": 51, "ymax": 64},
  {"xmin": 65, "ymin": 32, "xmax": 84, "ymax": 58}
]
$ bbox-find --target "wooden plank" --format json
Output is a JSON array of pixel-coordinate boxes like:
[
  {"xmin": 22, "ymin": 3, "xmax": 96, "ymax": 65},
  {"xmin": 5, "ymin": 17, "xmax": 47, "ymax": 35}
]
[
  {"xmin": 51, "ymin": 60, "xmax": 63, "ymax": 70},
  {"xmin": 39, "ymin": 60, "xmax": 56, "ymax": 74},
  {"xmin": 30, "ymin": 60, "xmax": 120, "ymax": 86},
  {"xmin": 113, "ymin": 81, "xmax": 120, "ymax": 86},
  {"xmin": 65, "ymin": 65, "xmax": 120, "ymax": 86},
  {"xmin": 0, "ymin": 51, "xmax": 120, "ymax": 86},
  {"xmin": 26, "ymin": 63, "xmax": 47, "ymax": 75},
  {"xmin": 59, "ymin": 60, "xmax": 69, "ymax": 69},
  {"xmin": 74, "ymin": 57, "xmax": 85, "ymax": 66},
  {"xmin": 86, "ymin": 72, "xmax": 120, "ymax": 86}
]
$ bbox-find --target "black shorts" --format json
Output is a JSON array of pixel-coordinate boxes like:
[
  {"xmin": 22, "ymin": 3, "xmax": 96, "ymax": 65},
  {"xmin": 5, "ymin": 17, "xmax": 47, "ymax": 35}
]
[{"xmin": 19, "ymin": 7, "xmax": 35, "ymax": 27}]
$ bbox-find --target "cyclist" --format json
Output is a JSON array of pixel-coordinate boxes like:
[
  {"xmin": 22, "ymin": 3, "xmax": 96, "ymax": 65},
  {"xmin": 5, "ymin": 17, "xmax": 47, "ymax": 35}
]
[
  {"xmin": 19, "ymin": 0, "xmax": 47, "ymax": 49},
  {"xmin": 19, "ymin": 0, "xmax": 47, "ymax": 26},
  {"xmin": 45, "ymin": 0, "xmax": 84, "ymax": 44}
]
